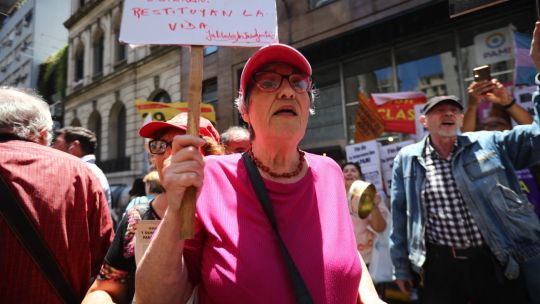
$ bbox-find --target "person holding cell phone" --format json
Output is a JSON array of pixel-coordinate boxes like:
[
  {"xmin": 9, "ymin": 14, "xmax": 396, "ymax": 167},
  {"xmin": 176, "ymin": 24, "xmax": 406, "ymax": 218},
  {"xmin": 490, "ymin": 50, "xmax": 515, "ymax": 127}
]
[
  {"xmin": 462, "ymin": 65, "xmax": 533, "ymax": 132},
  {"xmin": 390, "ymin": 21, "xmax": 540, "ymax": 304}
]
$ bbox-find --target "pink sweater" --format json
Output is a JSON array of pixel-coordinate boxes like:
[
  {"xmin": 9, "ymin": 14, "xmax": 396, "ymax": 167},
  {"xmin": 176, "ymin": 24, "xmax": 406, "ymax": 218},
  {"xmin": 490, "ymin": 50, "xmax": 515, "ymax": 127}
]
[{"xmin": 184, "ymin": 152, "xmax": 361, "ymax": 303}]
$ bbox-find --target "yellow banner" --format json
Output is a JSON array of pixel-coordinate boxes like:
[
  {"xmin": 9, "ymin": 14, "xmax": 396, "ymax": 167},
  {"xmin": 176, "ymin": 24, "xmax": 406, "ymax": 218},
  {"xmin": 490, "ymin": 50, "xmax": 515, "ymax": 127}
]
[{"xmin": 134, "ymin": 100, "xmax": 216, "ymax": 123}]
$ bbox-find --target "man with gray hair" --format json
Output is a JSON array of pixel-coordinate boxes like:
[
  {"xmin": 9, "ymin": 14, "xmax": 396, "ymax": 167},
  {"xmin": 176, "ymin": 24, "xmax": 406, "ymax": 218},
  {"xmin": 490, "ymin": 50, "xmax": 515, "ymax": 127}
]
[
  {"xmin": 53, "ymin": 126, "xmax": 112, "ymax": 210},
  {"xmin": 221, "ymin": 125, "xmax": 250, "ymax": 154},
  {"xmin": 0, "ymin": 87, "xmax": 114, "ymax": 303},
  {"xmin": 390, "ymin": 25, "xmax": 540, "ymax": 302}
]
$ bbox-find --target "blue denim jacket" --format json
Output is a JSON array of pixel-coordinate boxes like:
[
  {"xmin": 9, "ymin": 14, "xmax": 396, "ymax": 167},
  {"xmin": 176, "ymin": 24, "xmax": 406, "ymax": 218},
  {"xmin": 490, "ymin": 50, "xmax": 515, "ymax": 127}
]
[{"xmin": 390, "ymin": 80, "xmax": 540, "ymax": 281}]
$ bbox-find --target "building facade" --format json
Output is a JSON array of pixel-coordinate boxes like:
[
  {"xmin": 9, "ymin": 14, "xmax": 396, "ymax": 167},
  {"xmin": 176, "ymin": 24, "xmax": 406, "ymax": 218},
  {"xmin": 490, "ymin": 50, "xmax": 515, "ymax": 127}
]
[
  {"xmin": 62, "ymin": 0, "xmax": 536, "ymax": 186},
  {"xmin": 0, "ymin": 0, "xmax": 69, "ymax": 88}
]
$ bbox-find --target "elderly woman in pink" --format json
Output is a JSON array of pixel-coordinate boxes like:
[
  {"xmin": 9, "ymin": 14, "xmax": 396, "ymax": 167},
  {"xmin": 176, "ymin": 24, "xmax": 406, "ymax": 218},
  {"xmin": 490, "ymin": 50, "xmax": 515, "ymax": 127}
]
[
  {"xmin": 342, "ymin": 162, "xmax": 389, "ymax": 266},
  {"xmin": 135, "ymin": 44, "xmax": 383, "ymax": 304}
]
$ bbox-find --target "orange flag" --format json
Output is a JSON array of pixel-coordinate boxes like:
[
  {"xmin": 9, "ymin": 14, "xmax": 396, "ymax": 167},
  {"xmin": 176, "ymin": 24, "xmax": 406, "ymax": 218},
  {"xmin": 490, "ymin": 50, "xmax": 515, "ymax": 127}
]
[{"xmin": 354, "ymin": 91, "xmax": 385, "ymax": 143}]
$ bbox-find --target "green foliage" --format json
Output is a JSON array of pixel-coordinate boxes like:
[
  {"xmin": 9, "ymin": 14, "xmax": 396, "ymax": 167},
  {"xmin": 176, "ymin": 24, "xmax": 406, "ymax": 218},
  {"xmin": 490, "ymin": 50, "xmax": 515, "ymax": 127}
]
[
  {"xmin": 37, "ymin": 45, "xmax": 67, "ymax": 101},
  {"xmin": 16, "ymin": 0, "xmax": 28, "ymax": 9}
]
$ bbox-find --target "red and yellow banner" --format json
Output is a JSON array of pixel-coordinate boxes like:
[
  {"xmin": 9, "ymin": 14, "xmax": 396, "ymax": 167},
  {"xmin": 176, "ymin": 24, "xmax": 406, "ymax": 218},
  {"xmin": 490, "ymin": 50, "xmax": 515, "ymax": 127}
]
[
  {"xmin": 370, "ymin": 92, "xmax": 426, "ymax": 134},
  {"xmin": 135, "ymin": 100, "xmax": 216, "ymax": 123}
]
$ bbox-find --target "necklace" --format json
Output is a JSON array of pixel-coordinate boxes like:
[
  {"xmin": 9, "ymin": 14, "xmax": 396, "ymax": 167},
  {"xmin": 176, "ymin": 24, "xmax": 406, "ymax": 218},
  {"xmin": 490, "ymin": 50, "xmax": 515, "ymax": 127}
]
[{"xmin": 248, "ymin": 147, "xmax": 305, "ymax": 178}]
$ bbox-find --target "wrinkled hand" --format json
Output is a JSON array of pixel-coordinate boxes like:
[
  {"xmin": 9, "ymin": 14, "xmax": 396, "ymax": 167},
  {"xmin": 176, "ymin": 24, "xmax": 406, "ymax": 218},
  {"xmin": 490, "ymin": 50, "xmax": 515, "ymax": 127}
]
[
  {"xmin": 531, "ymin": 21, "xmax": 540, "ymax": 72},
  {"xmin": 161, "ymin": 135, "xmax": 206, "ymax": 212}
]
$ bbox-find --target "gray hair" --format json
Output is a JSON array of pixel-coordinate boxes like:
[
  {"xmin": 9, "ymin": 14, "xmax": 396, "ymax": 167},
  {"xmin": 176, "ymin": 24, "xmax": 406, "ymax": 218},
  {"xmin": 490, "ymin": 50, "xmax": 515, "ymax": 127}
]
[
  {"xmin": 0, "ymin": 87, "xmax": 53, "ymax": 145},
  {"xmin": 221, "ymin": 126, "xmax": 250, "ymax": 145}
]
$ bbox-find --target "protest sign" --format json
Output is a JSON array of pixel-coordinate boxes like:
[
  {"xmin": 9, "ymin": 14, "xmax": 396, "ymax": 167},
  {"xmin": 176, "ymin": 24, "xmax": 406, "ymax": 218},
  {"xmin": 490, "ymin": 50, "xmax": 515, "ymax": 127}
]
[
  {"xmin": 514, "ymin": 85, "xmax": 537, "ymax": 117},
  {"xmin": 379, "ymin": 140, "xmax": 414, "ymax": 192},
  {"xmin": 515, "ymin": 169, "xmax": 540, "ymax": 218},
  {"xmin": 135, "ymin": 220, "xmax": 161, "ymax": 266},
  {"xmin": 371, "ymin": 92, "xmax": 426, "ymax": 134},
  {"xmin": 135, "ymin": 100, "xmax": 216, "ymax": 123},
  {"xmin": 120, "ymin": 0, "xmax": 278, "ymax": 239},
  {"xmin": 120, "ymin": 0, "xmax": 278, "ymax": 46},
  {"xmin": 345, "ymin": 140, "xmax": 384, "ymax": 193}
]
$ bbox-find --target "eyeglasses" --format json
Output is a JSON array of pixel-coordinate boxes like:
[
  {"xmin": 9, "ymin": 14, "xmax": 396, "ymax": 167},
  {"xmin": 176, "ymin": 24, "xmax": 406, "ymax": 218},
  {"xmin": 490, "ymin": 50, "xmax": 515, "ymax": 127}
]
[
  {"xmin": 253, "ymin": 72, "xmax": 312, "ymax": 93},
  {"xmin": 148, "ymin": 139, "xmax": 172, "ymax": 155}
]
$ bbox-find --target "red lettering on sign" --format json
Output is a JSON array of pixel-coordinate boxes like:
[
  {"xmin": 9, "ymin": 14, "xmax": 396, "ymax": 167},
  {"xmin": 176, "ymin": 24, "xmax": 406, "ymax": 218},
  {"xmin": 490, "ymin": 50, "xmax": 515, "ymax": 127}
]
[
  {"xmin": 205, "ymin": 29, "xmax": 275, "ymax": 44},
  {"xmin": 181, "ymin": 20, "xmax": 195, "ymax": 29},
  {"xmin": 169, "ymin": 21, "xmax": 207, "ymax": 31},
  {"xmin": 132, "ymin": 8, "xmax": 150, "ymax": 19}
]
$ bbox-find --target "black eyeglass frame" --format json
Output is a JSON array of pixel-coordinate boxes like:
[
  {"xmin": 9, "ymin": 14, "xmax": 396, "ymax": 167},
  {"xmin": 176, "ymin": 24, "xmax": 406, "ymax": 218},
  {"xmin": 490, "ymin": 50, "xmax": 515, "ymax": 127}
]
[
  {"xmin": 148, "ymin": 139, "xmax": 172, "ymax": 155},
  {"xmin": 252, "ymin": 71, "xmax": 312, "ymax": 93}
]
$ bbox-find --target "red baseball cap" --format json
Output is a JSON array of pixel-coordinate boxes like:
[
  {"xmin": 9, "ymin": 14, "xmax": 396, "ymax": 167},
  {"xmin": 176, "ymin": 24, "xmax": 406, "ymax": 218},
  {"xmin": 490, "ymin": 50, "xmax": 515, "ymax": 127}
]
[
  {"xmin": 239, "ymin": 44, "xmax": 312, "ymax": 95},
  {"xmin": 139, "ymin": 112, "xmax": 220, "ymax": 143}
]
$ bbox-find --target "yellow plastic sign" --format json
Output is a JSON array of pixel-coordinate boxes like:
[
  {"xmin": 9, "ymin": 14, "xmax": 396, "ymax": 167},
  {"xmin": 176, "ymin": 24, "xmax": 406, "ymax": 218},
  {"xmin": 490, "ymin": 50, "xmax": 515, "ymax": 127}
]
[{"xmin": 135, "ymin": 100, "xmax": 216, "ymax": 123}]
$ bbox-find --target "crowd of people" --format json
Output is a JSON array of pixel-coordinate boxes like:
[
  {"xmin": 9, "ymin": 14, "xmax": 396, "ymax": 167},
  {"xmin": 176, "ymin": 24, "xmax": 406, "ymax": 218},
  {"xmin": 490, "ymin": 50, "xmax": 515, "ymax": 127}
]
[{"xmin": 2, "ymin": 22, "xmax": 540, "ymax": 304}]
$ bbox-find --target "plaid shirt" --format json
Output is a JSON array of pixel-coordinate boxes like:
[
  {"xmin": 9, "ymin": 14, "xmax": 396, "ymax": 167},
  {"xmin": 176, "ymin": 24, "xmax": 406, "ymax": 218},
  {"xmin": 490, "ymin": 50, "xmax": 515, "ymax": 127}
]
[{"xmin": 422, "ymin": 138, "xmax": 483, "ymax": 248}]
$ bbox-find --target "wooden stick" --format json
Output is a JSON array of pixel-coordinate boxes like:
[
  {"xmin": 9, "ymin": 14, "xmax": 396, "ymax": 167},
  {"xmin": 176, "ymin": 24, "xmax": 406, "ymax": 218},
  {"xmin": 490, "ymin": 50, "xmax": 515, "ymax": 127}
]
[{"xmin": 179, "ymin": 45, "xmax": 203, "ymax": 239}]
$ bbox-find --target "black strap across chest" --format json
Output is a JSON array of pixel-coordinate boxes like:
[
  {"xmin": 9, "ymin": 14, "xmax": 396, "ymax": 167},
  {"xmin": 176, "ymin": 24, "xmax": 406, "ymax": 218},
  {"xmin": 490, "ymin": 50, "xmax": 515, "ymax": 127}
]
[{"xmin": 242, "ymin": 152, "xmax": 313, "ymax": 304}]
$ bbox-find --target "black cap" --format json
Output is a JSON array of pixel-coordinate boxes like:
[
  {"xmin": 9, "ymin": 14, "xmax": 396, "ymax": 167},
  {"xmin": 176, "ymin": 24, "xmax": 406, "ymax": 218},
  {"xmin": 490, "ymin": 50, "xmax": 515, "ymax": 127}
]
[{"xmin": 422, "ymin": 95, "xmax": 463, "ymax": 114}]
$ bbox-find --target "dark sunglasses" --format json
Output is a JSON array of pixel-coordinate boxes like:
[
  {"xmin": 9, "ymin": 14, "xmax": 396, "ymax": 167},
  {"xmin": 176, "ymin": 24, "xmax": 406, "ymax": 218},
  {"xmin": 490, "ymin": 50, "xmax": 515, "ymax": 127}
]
[
  {"xmin": 148, "ymin": 139, "xmax": 172, "ymax": 155},
  {"xmin": 252, "ymin": 72, "xmax": 312, "ymax": 93}
]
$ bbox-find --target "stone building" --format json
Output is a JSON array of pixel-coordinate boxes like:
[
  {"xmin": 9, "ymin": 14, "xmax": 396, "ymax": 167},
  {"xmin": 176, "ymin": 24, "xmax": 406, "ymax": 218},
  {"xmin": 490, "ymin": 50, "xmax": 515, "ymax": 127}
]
[
  {"xmin": 63, "ymin": 0, "xmax": 536, "ymax": 188},
  {"xmin": 0, "ymin": 0, "xmax": 69, "ymax": 88}
]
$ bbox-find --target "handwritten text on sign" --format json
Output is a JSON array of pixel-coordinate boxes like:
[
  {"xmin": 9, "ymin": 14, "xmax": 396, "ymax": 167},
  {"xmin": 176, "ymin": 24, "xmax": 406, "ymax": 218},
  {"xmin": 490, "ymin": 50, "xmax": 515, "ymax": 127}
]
[{"xmin": 120, "ymin": 0, "xmax": 278, "ymax": 46}]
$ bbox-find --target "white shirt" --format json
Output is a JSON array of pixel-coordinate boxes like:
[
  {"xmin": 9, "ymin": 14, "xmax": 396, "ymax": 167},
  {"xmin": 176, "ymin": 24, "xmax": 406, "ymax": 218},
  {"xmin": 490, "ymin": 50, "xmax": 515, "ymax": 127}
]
[{"xmin": 81, "ymin": 154, "xmax": 112, "ymax": 210}]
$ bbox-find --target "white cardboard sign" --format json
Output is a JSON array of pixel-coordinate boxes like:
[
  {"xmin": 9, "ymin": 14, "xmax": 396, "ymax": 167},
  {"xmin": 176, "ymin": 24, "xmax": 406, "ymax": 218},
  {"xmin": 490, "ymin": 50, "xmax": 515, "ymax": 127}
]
[
  {"xmin": 379, "ymin": 140, "xmax": 414, "ymax": 192},
  {"xmin": 135, "ymin": 220, "xmax": 161, "ymax": 266},
  {"xmin": 120, "ymin": 0, "xmax": 278, "ymax": 46},
  {"xmin": 345, "ymin": 140, "xmax": 384, "ymax": 193}
]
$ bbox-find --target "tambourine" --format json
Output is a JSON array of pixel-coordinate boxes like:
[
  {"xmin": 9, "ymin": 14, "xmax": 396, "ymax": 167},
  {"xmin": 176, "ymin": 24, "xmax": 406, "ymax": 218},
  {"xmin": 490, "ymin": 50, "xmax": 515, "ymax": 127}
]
[{"xmin": 347, "ymin": 180, "xmax": 377, "ymax": 219}]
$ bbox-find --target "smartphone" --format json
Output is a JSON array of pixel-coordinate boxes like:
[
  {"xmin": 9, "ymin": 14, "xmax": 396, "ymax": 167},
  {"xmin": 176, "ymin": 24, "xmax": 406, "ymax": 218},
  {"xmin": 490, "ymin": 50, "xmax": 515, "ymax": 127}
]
[{"xmin": 473, "ymin": 65, "xmax": 491, "ymax": 81}]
